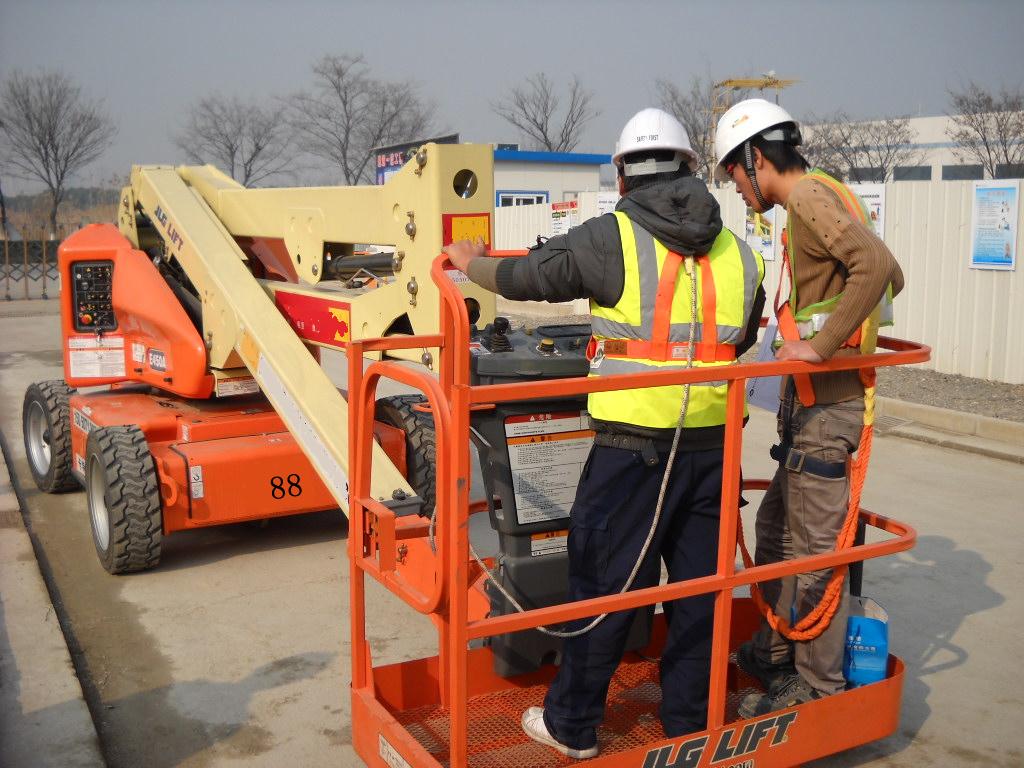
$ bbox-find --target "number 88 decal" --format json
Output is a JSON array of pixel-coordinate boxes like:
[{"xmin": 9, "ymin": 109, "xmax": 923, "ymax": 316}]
[{"xmin": 270, "ymin": 474, "xmax": 302, "ymax": 499}]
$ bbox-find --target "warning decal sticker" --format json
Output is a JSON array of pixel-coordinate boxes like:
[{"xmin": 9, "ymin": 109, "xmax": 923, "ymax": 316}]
[
  {"xmin": 504, "ymin": 411, "xmax": 593, "ymax": 525},
  {"xmin": 67, "ymin": 334, "xmax": 125, "ymax": 379}
]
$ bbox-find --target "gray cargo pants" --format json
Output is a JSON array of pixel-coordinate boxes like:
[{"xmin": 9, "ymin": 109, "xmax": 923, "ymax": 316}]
[{"xmin": 752, "ymin": 393, "xmax": 864, "ymax": 694}]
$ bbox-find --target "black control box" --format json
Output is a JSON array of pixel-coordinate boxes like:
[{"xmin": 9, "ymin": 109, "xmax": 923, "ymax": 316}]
[
  {"xmin": 469, "ymin": 318, "xmax": 649, "ymax": 677},
  {"xmin": 71, "ymin": 260, "xmax": 117, "ymax": 332}
]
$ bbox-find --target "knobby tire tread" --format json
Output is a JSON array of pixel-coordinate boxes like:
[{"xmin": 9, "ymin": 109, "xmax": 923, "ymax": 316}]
[
  {"xmin": 375, "ymin": 394, "xmax": 437, "ymax": 516},
  {"xmin": 23, "ymin": 379, "xmax": 79, "ymax": 493},
  {"xmin": 88, "ymin": 426, "xmax": 162, "ymax": 573}
]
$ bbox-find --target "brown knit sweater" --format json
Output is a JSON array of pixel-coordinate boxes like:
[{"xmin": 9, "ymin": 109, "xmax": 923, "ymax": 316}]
[{"xmin": 782, "ymin": 176, "xmax": 905, "ymax": 403}]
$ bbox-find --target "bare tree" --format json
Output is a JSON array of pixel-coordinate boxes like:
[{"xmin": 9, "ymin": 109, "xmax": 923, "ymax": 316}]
[
  {"xmin": 656, "ymin": 77, "xmax": 715, "ymax": 180},
  {"xmin": 290, "ymin": 54, "xmax": 435, "ymax": 185},
  {"xmin": 492, "ymin": 73, "xmax": 599, "ymax": 153},
  {"xmin": 175, "ymin": 95, "xmax": 294, "ymax": 187},
  {"xmin": 802, "ymin": 111, "xmax": 921, "ymax": 181},
  {"xmin": 0, "ymin": 70, "xmax": 116, "ymax": 237},
  {"xmin": 947, "ymin": 82, "xmax": 1024, "ymax": 178},
  {"xmin": 800, "ymin": 116, "xmax": 849, "ymax": 179}
]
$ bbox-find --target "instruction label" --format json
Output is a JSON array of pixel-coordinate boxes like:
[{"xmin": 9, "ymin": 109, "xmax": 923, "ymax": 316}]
[
  {"xmin": 67, "ymin": 335, "xmax": 125, "ymax": 379},
  {"xmin": 531, "ymin": 530, "xmax": 568, "ymax": 557},
  {"xmin": 378, "ymin": 735, "xmax": 412, "ymax": 768},
  {"xmin": 215, "ymin": 376, "xmax": 260, "ymax": 397},
  {"xmin": 504, "ymin": 411, "xmax": 593, "ymax": 525}
]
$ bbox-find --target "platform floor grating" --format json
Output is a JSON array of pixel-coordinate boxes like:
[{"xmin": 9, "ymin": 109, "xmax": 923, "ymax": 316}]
[{"xmin": 393, "ymin": 655, "xmax": 763, "ymax": 767}]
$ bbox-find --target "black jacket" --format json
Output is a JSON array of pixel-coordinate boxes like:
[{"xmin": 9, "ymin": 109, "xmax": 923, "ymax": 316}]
[{"xmin": 493, "ymin": 177, "xmax": 766, "ymax": 449}]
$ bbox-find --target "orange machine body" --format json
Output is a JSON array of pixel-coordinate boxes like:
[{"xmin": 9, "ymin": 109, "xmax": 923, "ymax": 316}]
[
  {"xmin": 60, "ymin": 223, "xmax": 215, "ymax": 399},
  {"xmin": 68, "ymin": 389, "xmax": 337, "ymax": 534},
  {"xmin": 58, "ymin": 223, "xmax": 341, "ymax": 536}
]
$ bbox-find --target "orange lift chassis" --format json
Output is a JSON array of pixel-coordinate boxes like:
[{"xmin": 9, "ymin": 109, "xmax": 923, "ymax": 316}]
[{"xmin": 346, "ymin": 252, "xmax": 930, "ymax": 768}]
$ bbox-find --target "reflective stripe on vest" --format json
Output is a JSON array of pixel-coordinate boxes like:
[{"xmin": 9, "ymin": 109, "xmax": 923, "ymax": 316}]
[{"xmin": 588, "ymin": 212, "xmax": 764, "ymax": 430}]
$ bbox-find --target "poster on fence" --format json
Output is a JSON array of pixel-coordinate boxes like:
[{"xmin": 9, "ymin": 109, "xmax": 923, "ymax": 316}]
[
  {"xmin": 745, "ymin": 207, "xmax": 777, "ymax": 261},
  {"xmin": 551, "ymin": 201, "xmax": 578, "ymax": 236},
  {"xmin": 848, "ymin": 183, "xmax": 886, "ymax": 239},
  {"xmin": 969, "ymin": 180, "xmax": 1019, "ymax": 271}
]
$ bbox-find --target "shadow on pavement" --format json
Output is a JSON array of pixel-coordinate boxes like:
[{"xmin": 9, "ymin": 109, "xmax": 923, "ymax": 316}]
[
  {"xmin": 147, "ymin": 510, "xmax": 350, "ymax": 573},
  {"xmin": 11, "ymin": 650, "xmax": 335, "ymax": 768}
]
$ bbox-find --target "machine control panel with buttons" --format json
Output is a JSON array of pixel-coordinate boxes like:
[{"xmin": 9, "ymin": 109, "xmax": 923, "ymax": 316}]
[{"xmin": 71, "ymin": 260, "xmax": 117, "ymax": 332}]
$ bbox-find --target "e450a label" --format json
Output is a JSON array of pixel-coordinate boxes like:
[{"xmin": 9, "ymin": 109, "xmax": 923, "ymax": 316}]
[{"xmin": 641, "ymin": 712, "xmax": 797, "ymax": 768}]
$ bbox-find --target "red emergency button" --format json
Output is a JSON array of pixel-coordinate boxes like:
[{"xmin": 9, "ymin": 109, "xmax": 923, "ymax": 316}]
[{"xmin": 80, "ymin": 313, "xmax": 93, "ymax": 325}]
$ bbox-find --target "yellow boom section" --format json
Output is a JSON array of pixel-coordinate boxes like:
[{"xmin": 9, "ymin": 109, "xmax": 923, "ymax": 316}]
[{"xmin": 118, "ymin": 143, "xmax": 496, "ymax": 512}]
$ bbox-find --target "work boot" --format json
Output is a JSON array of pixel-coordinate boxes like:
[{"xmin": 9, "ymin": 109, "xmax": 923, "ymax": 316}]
[
  {"xmin": 736, "ymin": 673, "xmax": 825, "ymax": 719},
  {"xmin": 521, "ymin": 707, "xmax": 599, "ymax": 759},
  {"xmin": 734, "ymin": 641, "xmax": 796, "ymax": 693}
]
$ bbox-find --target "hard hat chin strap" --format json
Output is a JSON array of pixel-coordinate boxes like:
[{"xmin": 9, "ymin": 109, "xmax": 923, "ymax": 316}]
[{"xmin": 743, "ymin": 140, "xmax": 771, "ymax": 211}]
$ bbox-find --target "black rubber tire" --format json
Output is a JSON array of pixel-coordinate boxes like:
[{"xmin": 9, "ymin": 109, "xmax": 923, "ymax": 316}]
[
  {"xmin": 375, "ymin": 394, "xmax": 437, "ymax": 516},
  {"xmin": 85, "ymin": 425, "xmax": 163, "ymax": 574},
  {"xmin": 22, "ymin": 379, "xmax": 79, "ymax": 493}
]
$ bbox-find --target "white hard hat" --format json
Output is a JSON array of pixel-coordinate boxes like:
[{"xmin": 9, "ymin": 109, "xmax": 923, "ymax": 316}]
[
  {"xmin": 714, "ymin": 99, "xmax": 800, "ymax": 180},
  {"xmin": 613, "ymin": 108, "xmax": 698, "ymax": 175}
]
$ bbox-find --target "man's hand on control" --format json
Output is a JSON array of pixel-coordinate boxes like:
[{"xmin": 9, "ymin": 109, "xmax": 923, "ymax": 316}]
[
  {"xmin": 443, "ymin": 236, "xmax": 487, "ymax": 272},
  {"xmin": 775, "ymin": 340, "xmax": 824, "ymax": 363}
]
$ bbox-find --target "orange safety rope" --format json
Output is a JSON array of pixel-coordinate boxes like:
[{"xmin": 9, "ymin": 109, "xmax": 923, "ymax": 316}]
[{"xmin": 737, "ymin": 369, "xmax": 877, "ymax": 641}]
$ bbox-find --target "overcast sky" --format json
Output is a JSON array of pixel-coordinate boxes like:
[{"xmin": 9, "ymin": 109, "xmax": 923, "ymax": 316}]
[{"xmin": 2, "ymin": 0, "xmax": 1022, "ymax": 193}]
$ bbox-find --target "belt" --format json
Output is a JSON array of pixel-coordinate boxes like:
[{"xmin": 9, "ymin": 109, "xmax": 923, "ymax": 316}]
[
  {"xmin": 770, "ymin": 443, "xmax": 847, "ymax": 479},
  {"xmin": 593, "ymin": 432, "xmax": 661, "ymax": 466}
]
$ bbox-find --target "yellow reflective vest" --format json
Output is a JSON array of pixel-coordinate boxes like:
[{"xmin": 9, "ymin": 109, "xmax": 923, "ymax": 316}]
[{"xmin": 588, "ymin": 211, "xmax": 764, "ymax": 429}]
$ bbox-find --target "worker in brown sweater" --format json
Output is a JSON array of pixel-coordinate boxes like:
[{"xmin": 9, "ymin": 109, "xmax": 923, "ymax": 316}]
[{"xmin": 713, "ymin": 99, "xmax": 904, "ymax": 716}]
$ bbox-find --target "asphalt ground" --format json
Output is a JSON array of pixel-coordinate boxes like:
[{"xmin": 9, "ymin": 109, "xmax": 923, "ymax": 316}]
[{"xmin": 2, "ymin": 300, "xmax": 1023, "ymax": 767}]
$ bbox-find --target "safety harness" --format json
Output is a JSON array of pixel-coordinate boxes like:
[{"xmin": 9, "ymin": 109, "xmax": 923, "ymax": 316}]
[{"xmin": 774, "ymin": 169, "xmax": 894, "ymax": 407}]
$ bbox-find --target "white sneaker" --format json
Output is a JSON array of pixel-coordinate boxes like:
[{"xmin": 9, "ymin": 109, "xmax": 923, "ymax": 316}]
[{"xmin": 521, "ymin": 707, "xmax": 599, "ymax": 759}]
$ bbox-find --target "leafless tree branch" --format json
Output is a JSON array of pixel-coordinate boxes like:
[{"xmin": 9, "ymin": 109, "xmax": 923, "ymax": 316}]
[
  {"xmin": 946, "ymin": 82, "xmax": 1024, "ymax": 178},
  {"xmin": 289, "ymin": 54, "xmax": 435, "ymax": 185},
  {"xmin": 492, "ymin": 73, "xmax": 599, "ymax": 153},
  {"xmin": 803, "ymin": 111, "xmax": 921, "ymax": 181},
  {"xmin": 175, "ymin": 95, "xmax": 294, "ymax": 187},
  {"xmin": 655, "ymin": 75, "xmax": 752, "ymax": 180},
  {"xmin": 0, "ymin": 70, "xmax": 116, "ymax": 236}
]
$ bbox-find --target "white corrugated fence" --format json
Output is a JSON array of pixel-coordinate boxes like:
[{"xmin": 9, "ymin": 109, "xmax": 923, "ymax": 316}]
[{"xmin": 494, "ymin": 181, "xmax": 1024, "ymax": 384}]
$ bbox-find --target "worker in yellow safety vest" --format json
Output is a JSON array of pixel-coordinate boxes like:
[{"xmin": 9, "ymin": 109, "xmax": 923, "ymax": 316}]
[
  {"xmin": 714, "ymin": 98, "xmax": 904, "ymax": 717},
  {"xmin": 445, "ymin": 107, "xmax": 765, "ymax": 758}
]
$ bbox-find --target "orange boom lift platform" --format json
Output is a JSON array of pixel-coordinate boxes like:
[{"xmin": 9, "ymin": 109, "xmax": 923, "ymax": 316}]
[{"xmin": 345, "ymin": 252, "xmax": 930, "ymax": 768}]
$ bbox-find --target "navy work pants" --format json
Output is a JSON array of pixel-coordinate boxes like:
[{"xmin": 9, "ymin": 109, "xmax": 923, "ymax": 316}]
[{"xmin": 542, "ymin": 443, "xmax": 723, "ymax": 750}]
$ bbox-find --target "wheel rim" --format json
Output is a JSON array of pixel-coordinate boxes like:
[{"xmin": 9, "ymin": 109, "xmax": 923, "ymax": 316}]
[
  {"xmin": 88, "ymin": 455, "xmax": 110, "ymax": 551},
  {"xmin": 25, "ymin": 401, "xmax": 53, "ymax": 476}
]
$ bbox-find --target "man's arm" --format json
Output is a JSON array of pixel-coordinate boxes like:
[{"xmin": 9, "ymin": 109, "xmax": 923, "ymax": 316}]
[{"xmin": 443, "ymin": 214, "xmax": 625, "ymax": 306}]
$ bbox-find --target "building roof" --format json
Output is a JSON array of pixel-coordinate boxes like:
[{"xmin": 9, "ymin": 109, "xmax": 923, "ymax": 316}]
[{"xmin": 493, "ymin": 149, "xmax": 611, "ymax": 165}]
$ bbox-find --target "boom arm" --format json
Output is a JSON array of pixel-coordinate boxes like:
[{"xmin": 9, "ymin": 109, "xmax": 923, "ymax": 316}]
[{"xmin": 116, "ymin": 144, "xmax": 497, "ymax": 512}]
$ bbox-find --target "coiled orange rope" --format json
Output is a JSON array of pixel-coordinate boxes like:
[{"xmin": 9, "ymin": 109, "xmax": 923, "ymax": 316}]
[{"xmin": 736, "ymin": 370, "xmax": 876, "ymax": 641}]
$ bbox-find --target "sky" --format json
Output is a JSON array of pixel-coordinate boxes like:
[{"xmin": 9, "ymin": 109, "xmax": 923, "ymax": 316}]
[{"xmin": 2, "ymin": 0, "xmax": 1023, "ymax": 194}]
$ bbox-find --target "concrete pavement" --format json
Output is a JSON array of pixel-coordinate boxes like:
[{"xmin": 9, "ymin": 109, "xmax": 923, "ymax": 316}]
[
  {"xmin": 2, "ymin": 297, "xmax": 1023, "ymax": 767},
  {"xmin": 0, "ymin": 430, "xmax": 104, "ymax": 767}
]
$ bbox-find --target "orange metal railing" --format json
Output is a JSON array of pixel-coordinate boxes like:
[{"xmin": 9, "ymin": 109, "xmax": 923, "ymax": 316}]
[{"xmin": 346, "ymin": 251, "xmax": 930, "ymax": 768}]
